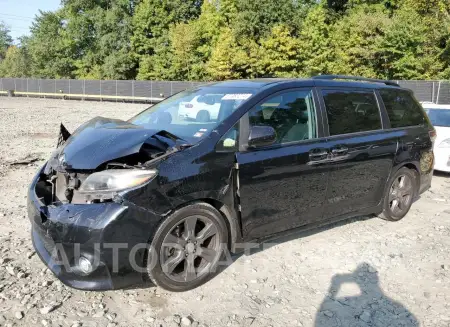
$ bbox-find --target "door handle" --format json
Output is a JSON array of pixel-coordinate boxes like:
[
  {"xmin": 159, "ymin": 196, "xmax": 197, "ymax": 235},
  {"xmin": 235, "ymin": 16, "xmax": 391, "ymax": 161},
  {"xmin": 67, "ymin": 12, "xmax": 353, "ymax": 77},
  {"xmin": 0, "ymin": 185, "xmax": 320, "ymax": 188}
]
[
  {"xmin": 331, "ymin": 146, "xmax": 349, "ymax": 155},
  {"xmin": 310, "ymin": 150, "xmax": 328, "ymax": 157},
  {"xmin": 309, "ymin": 148, "xmax": 329, "ymax": 165}
]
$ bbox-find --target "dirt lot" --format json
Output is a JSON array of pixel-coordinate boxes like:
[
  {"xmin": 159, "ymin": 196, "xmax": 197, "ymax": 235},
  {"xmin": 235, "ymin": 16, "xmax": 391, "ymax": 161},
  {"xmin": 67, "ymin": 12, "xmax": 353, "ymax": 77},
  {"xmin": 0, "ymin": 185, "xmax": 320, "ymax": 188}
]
[{"xmin": 1, "ymin": 97, "xmax": 450, "ymax": 327}]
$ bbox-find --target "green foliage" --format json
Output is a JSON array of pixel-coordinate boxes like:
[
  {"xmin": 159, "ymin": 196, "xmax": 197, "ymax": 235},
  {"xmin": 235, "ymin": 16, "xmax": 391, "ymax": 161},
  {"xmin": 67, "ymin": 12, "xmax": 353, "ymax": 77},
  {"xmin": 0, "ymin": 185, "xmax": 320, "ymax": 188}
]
[
  {"xmin": 0, "ymin": 22, "xmax": 13, "ymax": 61},
  {"xmin": 376, "ymin": 7, "xmax": 441, "ymax": 79},
  {"xmin": 27, "ymin": 10, "xmax": 76, "ymax": 78},
  {"xmin": 132, "ymin": 0, "xmax": 203, "ymax": 56},
  {"xmin": 259, "ymin": 25, "xmax": 302, "ymax": 77},
  {"xmin": 68, "ymin": 0, "xmax": 138, "ymax": 79},
  {"xmin": 297, "ymin": 5, "xmax": 335, "ymax": 76},
  {"xmin": 2, "ymin": 0, "xmax": 449, "ymax": 80},
  {"xmin": 329, "ymin": 4, "xmax": 390, "ymax": 77},
  {"xmin": 232, "ymin": 0, "xmax": 308, "ymax": 39},
  {"xmin": 206, "ymin": 28, "xmax": 247, "ymax": 80},
  {"xmin": 0, "ymin": 46, "xmax": 30, "ymax": 77}
]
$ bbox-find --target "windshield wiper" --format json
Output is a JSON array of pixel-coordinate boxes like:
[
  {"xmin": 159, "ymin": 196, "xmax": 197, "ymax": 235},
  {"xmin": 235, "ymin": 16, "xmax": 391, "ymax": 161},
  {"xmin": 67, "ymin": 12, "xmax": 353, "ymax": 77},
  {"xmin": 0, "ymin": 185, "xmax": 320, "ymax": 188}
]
[
  {"xmin": 155, "ymin": 130, "xmax": 186, "ymax": 142},
  {"xmin": 178, "ymin": 143, "xmax": 193, "ymax": 150},
  {"xmin": 152, "ymin": 130, "xmax": 193, "ymax": 150}
]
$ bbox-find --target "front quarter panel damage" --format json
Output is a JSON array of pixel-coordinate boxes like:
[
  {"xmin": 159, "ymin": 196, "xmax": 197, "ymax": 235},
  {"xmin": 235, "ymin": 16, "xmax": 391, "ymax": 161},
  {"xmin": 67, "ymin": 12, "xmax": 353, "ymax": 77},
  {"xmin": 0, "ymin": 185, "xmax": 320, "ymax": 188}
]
[{"xmin": 146, "ymin": 144, "xmax": 242, "ymax": 246}]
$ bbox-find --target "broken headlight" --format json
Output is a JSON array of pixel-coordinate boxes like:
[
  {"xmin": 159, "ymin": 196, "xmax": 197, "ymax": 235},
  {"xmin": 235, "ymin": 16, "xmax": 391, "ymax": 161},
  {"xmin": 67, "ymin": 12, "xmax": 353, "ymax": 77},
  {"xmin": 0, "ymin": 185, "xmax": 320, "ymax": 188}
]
[{"xmin": 78, "ymin": 169, "xmax": 157, "ymax": 194}]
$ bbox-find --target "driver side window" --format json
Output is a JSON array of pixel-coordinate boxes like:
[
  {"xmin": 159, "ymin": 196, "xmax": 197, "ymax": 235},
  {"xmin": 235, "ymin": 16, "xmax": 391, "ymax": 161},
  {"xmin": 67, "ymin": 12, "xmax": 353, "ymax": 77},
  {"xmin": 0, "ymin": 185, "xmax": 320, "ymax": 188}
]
[{"xmin": 248, "ymin": 89, "xmax": 317, "ymax": 144}]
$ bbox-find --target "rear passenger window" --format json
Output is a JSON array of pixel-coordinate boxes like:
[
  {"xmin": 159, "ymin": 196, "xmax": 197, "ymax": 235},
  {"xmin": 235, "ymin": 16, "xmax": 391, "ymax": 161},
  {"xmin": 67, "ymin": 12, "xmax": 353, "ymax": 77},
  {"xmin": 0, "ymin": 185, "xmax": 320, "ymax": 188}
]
[
  {"xmin": 379, "ymin": 89, "xmax": 425, "ymax": 128},
  {"xmin": 322, "ymin": 89, "xmax": 381, "ymax": 136}
]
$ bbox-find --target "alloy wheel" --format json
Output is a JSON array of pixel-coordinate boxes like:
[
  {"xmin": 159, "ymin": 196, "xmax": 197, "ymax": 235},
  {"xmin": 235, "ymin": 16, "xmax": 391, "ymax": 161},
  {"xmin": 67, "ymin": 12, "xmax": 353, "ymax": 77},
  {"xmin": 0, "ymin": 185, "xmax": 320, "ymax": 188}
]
[
  {"xmin": 160, "ymin": 215, "xmax": 221, "ymax": 283},
  {"xmin": 388, "ymin": 174, "xmax": 414, "ymax": 217}
]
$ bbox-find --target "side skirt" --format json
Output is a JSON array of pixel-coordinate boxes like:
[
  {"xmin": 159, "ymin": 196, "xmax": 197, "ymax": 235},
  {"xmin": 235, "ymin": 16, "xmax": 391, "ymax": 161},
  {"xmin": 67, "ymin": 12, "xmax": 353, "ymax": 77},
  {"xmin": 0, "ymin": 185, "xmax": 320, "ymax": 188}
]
[{"xmin": 232, "ymin": 204, "xmax": 382, "ymax": 254}]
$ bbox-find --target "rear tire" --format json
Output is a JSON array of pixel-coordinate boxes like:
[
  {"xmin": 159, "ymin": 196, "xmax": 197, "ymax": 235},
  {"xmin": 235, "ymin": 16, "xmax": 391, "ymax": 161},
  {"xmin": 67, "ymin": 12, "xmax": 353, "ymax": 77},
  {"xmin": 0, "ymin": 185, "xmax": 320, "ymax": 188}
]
[
  {"xmin": 378, "ymin": 167, "xmax": 418, "ymax": 221},
  {"xmin": 146, "ymin": 202, "xmax": 228, "ymax": 292}
]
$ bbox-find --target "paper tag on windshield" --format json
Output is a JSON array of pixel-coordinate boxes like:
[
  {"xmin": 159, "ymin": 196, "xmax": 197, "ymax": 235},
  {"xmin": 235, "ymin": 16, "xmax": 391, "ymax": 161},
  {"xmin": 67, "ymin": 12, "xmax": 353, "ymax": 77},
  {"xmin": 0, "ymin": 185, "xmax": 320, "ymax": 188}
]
[{"xmin": 222, "ymin": 94, "xmax": 252, "ymax": 100}]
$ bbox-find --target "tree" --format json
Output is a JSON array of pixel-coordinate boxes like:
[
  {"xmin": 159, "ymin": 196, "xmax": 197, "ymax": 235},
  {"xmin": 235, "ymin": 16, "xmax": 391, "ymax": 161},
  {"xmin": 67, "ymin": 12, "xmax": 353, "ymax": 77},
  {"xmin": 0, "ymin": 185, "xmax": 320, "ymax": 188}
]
[
  {"xmin": 0, "ymin": 22, "xmax": 13, "ymax": 61},
  {"xmin": 136, "ymin": 0, "xmax": 234, "ymax": 81},
  {"xmin": 0, "ymin": 46, "xmax": 30, "ymax": 77},
  {"xmin": 376, "ymin": 7, "xmax": 442, "ymax": 79},
  {"xmin": 194, "ymin": 0, "xmax": 233, "ymax": 60},
  {"xmin": 206, "ymin": 28, "xmax": 248, "ymax": 80},
  {"xmin": 136, "ymin": 30, "xmax": 175, "ymax": 80},
  {"xmin": 169, "ymin": 23, "xmax": 204, "ymax": 80},
  {"xmin": 232, "ymin": 0, "xmax": 313, "ymax": 39},
  {"xmin": 398, "ymin": 0, "xmax": 450, "ymax": 16},
  {"xmin": 132, "ymin": 0, "xmax": 203, "ymax": 57},
  {"xmin": 69, "ymin": 0, "xmax": 138, "ymax": 79},
  {"xmin": 327, "ymin": 0, "xmax": 348, "ymax": 12},
  {"xmin": 27, "ymin": 10, "xmax": 76, "ymax": 78},
  {"xmin": 298, "ymin": 5, "xmax": 335, "ymax": 76},
  {"xmin": 329, "ymin": 4, "xmax": 389, "ymax": 77},
  {"xmin": 132, "ymin": 0, "xmax": 204, "ymax": 80},
  {"xmin": 3, "ymin": 0, "xmax": 449, "ymax": 80},
  {"xmin": 259, "ymin": 25, "xmax": 302, "ymax": 77}
]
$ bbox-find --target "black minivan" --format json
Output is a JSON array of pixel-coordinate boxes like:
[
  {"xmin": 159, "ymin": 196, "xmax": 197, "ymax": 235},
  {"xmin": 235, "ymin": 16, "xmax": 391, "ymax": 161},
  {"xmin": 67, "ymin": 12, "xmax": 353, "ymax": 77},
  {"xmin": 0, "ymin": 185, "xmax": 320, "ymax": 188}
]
[{"xmin": 28, "ymin": 76, "xmax": 435, "ymax": 292}]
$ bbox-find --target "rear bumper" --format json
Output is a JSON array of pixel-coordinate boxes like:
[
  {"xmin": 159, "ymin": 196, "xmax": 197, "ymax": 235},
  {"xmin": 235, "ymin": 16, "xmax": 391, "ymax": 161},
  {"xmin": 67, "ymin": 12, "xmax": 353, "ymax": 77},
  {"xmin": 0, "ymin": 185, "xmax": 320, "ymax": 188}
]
[{"xmin": 28, "ymin": 166, "xmax": 161, "ymax": 290}]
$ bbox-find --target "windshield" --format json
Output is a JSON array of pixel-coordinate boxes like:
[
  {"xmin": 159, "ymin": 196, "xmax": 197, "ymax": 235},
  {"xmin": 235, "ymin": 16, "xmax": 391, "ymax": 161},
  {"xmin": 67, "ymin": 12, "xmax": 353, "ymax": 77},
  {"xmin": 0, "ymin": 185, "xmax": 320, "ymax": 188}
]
[
  {"xmin": 129, "ymin": 86, "xmax": 256, "ymax": 144},
  {"xmin": 424, "ymin": 108, "xmax": 450, "ymax": 127}
]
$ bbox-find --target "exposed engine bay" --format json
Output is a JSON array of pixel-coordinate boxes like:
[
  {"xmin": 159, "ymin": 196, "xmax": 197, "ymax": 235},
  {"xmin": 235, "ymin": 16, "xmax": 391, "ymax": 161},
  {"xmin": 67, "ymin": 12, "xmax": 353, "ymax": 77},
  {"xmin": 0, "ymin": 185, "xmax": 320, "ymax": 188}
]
[{"xmin": 35, "ymin": 117, "xmax": 191, "ymax": 206}]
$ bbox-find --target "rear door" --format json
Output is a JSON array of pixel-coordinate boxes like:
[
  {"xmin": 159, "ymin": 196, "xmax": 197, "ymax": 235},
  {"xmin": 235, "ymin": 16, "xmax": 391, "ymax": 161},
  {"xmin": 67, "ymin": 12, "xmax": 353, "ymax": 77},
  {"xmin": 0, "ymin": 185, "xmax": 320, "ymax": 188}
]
[
  {"xmin": 236, "ymin": 88, "xmax": 329, "ymax": 240},
  {"xmin": 379, "ymin": 88, "xmax": 434, "ymax": 191},
  {"xmin": 318, "ymin": 88, "xmax": 398, "ymax": 219}
]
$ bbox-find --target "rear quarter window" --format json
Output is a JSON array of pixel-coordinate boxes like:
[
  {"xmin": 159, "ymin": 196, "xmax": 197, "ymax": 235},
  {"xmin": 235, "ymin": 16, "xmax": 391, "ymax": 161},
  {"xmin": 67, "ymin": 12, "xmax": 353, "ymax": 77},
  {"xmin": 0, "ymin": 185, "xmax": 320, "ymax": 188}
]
[{"xmin": 379, "ymin": 89, "xmax": 426, "ymax": 128}]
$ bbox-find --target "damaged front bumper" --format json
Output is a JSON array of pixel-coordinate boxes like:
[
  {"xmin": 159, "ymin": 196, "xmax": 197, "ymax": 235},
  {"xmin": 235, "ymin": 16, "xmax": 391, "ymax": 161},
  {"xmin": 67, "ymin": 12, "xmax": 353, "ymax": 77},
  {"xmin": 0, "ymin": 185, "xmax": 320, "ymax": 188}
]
[{"xmin": 28, "ymin": 165, "xmax": 161, "ymax": 291}]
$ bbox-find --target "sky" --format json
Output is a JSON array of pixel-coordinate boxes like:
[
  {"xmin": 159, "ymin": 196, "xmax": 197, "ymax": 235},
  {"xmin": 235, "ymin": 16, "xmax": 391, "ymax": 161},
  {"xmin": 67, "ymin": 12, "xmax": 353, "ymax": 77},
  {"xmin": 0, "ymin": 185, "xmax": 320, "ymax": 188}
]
[{"xmin": 0, "ymin": 0, "xmax": 61, "ymax": 41}]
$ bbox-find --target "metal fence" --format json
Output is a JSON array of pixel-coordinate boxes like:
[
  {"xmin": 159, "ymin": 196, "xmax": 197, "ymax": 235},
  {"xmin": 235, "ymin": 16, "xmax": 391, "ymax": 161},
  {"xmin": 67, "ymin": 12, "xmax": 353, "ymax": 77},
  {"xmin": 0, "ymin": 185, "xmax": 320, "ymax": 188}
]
[
  {"xmin": 0, "ymin": 78, "xmax": 205, "ymax": 103},
  {"xmin": 397, "ymin": 80, "xmax": 450, "ymax": 104},
  {"xmin": 0, "ymin": 78, "xmax": 449, "ymax": 104}
]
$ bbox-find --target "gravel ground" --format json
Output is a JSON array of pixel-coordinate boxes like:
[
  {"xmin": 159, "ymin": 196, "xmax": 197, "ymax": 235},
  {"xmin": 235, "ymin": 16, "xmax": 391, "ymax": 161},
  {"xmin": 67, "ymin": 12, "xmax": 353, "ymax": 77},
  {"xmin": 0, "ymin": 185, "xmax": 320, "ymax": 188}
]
[{"xmin": 1, "ymin": 97, "xmax": 450, "ymax": 327}]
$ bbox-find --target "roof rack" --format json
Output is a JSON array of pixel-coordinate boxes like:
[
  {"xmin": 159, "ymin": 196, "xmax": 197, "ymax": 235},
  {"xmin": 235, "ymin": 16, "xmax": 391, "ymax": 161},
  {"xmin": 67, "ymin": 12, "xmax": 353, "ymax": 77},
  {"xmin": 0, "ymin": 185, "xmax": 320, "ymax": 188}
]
[{"xmin": 312, "ymin": 75, "xmax": 399, "ymax": 87}]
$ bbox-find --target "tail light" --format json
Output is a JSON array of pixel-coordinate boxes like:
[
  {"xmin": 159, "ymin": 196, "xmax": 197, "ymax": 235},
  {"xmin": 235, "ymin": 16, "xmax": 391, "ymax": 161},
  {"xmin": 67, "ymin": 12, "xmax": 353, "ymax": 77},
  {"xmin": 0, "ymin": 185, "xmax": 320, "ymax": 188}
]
[
  {"xmin": 429, "ymin": 128, "xmax": 437, "ymax": 143},
  {"xmin": 185, "ymin": 104, "xmax": 193, "ymax": 108}
]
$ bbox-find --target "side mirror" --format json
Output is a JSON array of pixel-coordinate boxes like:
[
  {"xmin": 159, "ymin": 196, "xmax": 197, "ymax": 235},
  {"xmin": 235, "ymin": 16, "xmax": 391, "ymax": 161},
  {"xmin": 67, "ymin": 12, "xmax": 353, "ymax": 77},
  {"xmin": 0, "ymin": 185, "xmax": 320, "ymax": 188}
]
[{"xmin": 248, "ymin": 126, "xmax": 276, "ymax": 148}]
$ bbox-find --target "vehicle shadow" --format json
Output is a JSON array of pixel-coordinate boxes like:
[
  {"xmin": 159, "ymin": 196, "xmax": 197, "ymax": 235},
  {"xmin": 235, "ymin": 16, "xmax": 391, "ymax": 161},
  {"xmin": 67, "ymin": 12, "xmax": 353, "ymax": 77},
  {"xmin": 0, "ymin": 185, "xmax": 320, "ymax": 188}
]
[{"xmin": 314, "ymin": 263, "xmax": 419, "ymax": 327}]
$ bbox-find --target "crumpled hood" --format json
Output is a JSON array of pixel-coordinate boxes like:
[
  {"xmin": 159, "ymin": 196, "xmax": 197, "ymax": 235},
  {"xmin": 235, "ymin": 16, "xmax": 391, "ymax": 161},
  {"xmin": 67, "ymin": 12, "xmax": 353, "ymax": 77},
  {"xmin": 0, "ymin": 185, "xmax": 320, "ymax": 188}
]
[{"xmin": 54, "ymin": 117, "xmax": 166, "ymax": 170}]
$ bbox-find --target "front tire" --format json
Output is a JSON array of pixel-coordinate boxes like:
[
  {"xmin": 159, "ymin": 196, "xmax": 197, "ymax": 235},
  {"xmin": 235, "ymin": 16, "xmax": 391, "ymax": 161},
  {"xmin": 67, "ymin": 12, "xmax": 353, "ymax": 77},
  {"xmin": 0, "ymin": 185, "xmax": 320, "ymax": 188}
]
[
  {"xmin": 147, "ymin": 202, "xmax": 228, "ymax": 292},
  {"xmin": 379, "ymin": 167, "xmax": 418, "ymax": 221}
]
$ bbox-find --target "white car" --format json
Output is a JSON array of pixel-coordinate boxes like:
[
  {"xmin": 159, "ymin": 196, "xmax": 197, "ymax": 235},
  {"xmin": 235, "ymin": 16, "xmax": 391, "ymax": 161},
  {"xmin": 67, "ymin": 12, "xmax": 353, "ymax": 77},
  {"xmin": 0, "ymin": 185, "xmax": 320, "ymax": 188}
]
[
  {"xmin": 422, "ymin": 103, "xmax": 450, "ymax": 172},
  {"xmin": 178, "ymin": 94, "xmax": 223, "ymax": 122}
]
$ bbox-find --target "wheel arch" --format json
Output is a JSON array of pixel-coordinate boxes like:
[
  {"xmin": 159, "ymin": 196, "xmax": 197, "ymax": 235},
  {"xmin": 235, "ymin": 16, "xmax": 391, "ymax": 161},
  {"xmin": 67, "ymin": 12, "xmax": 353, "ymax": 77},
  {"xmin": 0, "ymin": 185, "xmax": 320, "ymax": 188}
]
[
  {"xmin": 389, "ymin": 161, "xmax": 421, "ymax": 197},
  {"xmin": 391, "ymin": 160, "xmax": 420, "ymax": 179},
  {"xmin": 166, "ymin": 198, "xmax": 240, "ymax": 253},
  {"xmin": 201, "ymin": 198, "xmax": 239, "ymax": 252},
  {"xmin": 401, "ymin": 162, "xmax": 419, "ymax": 174}
]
